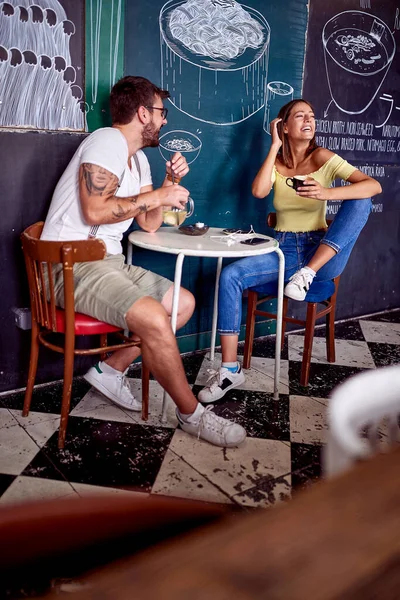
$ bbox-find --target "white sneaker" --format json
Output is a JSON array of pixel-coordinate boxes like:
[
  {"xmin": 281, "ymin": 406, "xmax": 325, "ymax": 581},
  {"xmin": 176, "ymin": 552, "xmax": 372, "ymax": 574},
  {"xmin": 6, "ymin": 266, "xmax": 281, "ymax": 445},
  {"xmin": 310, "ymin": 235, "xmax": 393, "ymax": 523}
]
[
  {"xmin": 177, "ymin": 405, "xmax": 246, "ymax": 447},
  {"xmin": 84, "ymin": 363, "xmax": 141, "ymax": 412},
  {"xmin": 284, "ymin": 267, "xmax": 316, "ymax": 301},
  {"xmin": 198, "ymin": 364, "xmax": 245, "ymax": 403}
]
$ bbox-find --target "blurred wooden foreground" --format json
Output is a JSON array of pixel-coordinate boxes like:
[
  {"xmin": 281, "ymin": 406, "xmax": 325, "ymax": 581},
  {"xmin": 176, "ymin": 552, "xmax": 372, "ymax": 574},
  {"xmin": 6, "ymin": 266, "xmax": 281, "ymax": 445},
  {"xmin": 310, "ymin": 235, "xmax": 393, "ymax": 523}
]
[{"xmin": 2, "ymin": 447, "xmax": 400, "ymax": 599}]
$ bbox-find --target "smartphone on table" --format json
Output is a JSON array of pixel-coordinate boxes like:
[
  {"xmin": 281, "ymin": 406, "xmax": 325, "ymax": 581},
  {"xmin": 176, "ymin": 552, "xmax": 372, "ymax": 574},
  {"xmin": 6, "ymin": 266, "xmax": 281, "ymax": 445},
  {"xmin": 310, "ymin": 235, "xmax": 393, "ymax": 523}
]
[{"xmin": 240, "ymin": 237, "xmax": 267, "ymax": 246}]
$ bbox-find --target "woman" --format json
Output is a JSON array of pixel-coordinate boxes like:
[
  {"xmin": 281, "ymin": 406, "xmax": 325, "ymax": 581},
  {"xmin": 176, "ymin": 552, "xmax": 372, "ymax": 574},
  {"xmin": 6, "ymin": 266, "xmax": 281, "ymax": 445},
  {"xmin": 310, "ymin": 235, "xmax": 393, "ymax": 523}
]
[{"xmin": 198, "ymin": 98, "xmax": 382, "ymax": 403}]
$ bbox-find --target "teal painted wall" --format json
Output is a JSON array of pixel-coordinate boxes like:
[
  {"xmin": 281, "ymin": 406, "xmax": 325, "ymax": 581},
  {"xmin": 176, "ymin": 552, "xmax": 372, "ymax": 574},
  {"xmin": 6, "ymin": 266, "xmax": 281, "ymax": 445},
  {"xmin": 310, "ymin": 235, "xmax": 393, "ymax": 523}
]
[
  {"xmin": 124, "ymin": 0, "xmax": 309, "ymax": 347},
  {"xmin": 85, "ymin": 0, "xmax": 125, "ymax": 131}
]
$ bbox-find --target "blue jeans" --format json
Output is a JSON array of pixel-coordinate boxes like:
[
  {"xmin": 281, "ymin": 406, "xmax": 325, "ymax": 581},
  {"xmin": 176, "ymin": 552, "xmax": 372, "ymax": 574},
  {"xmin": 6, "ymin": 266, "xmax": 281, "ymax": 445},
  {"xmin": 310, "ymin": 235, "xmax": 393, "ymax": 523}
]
[{"xmin": 218, "ymin": 199, "xmax": 372, "ymax": 334}]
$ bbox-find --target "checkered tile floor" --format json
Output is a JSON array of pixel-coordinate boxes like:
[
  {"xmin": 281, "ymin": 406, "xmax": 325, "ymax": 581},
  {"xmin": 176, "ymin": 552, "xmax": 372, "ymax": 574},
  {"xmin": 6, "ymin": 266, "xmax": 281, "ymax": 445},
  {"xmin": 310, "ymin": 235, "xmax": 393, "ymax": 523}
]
[{"xmin": 0, "ymin": 310, "xmax": 399, "ymax": 509}]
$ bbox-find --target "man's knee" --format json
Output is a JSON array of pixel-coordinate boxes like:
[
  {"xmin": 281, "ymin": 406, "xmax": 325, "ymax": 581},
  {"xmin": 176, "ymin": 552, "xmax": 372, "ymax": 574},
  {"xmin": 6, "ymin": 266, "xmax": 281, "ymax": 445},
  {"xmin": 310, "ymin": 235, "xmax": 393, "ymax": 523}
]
[
  {"xmin": 126, "ymin": 297, "xmax": 171, "ymax": 338},
  {"xmin": 179, "ymin": 288, "xmax": 195, "ymax": 317}
]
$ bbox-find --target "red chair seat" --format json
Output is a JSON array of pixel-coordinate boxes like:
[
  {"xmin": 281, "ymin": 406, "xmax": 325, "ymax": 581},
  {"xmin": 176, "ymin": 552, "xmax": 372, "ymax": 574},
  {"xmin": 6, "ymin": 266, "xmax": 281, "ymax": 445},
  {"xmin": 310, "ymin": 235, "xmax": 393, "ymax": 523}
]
[{"xmin": 54, "ymin": 308, "xmax": 122, "ymax": 335}]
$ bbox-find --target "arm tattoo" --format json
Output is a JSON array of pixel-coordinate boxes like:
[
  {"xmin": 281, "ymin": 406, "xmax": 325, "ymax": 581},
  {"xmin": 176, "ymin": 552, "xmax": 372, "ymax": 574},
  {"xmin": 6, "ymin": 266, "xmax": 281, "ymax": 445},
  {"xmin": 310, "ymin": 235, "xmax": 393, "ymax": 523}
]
[
  {"xmin": 81, "ymin": 163, "xmax": 119, "ymax": 196},
  {"xmin": 138, "ymin": 204, "xmax": 148, "ymax": 214},
  {"xmin": 112, "ymin": 204, "xmax": 130, "ymax": 219}
]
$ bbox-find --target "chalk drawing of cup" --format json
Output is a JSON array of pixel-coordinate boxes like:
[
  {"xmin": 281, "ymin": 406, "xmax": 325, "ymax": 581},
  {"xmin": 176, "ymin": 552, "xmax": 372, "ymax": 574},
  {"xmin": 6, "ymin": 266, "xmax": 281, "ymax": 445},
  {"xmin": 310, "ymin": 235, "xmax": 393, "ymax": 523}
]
[
  {"xmin": 322, "ymin": 10, "xmax": 396, "ymax": 115},
  {"xmin": 263, "ymin": 81, "xmax": 294, "ymax": 134}
]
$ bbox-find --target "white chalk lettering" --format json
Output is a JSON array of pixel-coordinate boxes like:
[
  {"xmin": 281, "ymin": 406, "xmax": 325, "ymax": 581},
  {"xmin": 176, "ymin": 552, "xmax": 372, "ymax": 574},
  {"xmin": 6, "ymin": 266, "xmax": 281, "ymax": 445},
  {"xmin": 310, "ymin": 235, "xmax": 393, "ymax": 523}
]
[
  {"xmin": 382, "ymin": 124, "xmax": 400, "ymax": 137},
  {"xmin": 367, "ymin": 139, "xmax": 387, "ymax": 152}
]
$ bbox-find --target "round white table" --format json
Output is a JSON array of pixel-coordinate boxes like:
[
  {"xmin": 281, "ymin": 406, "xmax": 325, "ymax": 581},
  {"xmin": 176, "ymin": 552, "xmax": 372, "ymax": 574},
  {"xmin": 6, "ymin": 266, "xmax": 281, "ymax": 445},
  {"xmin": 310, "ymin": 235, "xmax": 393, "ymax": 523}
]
[{"xmin": 128, "ymin": 227, "xmax": 285, "ymax": 420}]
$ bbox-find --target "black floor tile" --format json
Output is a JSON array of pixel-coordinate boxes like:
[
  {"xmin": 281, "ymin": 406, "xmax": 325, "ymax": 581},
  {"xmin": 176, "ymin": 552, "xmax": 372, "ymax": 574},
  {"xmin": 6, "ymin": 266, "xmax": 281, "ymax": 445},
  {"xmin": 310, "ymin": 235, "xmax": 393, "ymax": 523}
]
[
  {"xmin": 313, "ymin": 319, "xmax": 366, "ymax": 342},
  {"xmin": 291, "ymin": 463, "xmax": 323, "ymax": 493},
  {"xmin": 362, "ymin": 309, "xmax": 400, "ymax": 324},
  {"xmin": 210, "ymin": 390, "xmax": 290, "ymax": 441},
  {"xmin": 23, "ymin": 416, "xmax": 174, "ymax": 492},
  {"xmin": 0, "ymin": 473, "xmax": 15, "ymax": 497},
  {"xmin": 288, "ymin": 361, "xmax": 366, "ymax": 398},
  {"xmin": 127, "ymin": 361, "xmax": 155, "ymax": 380},
  {"xmin": 291, "ymin": 442, "xmax": 321, "ymax": 470},
  {"xmin": 22, "ymin": 449, "xmax": 69, "ymax": 482},
  {"xmin": 0, "ymin": 378, "xmax": 91, "ymax": 414},
  {"xmin": 290, "ymin": 442, "xmax": 322, "ymax": 492},
  {"xmin": 181, "ymin": 351, "xmax": 207, "ymax": 384},
  {"xmin": 368, "ymin": 342, "xmax": 400, "ymax": 368},
  {"xmin": 238, "ymin": 335, "xmax": 289, "ymax": 361}
]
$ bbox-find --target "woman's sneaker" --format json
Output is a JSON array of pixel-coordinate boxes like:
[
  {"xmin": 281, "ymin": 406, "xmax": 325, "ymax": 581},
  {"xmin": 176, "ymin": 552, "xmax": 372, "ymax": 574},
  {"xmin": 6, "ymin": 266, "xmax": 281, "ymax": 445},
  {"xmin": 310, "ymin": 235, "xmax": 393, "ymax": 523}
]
[
  {"xmin": 84, "ymin": 362, "xmax": 141, "ymax": 411},
  {"xmin": 198, "ymin": 364, "xmax": 245, "ymax": 403},
  {"xmin": 177, "ymin": 405, "xmax": 246, "ymax": 447},
  {"xmin": 284, "ymin": 267, "xmax": 316, "ymax": 301}
]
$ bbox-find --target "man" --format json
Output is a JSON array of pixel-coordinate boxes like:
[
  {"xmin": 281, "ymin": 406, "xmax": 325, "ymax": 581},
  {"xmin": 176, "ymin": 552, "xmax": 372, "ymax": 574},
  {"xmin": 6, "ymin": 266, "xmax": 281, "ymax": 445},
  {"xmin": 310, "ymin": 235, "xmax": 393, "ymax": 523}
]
[{"xmin": 41, "ymin": 76, "xmax": 246, "ymax": 448}]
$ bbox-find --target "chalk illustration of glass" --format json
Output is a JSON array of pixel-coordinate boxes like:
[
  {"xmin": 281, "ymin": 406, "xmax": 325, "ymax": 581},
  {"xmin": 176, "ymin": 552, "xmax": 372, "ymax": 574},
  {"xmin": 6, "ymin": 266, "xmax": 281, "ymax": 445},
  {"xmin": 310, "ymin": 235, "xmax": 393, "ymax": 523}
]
[
  {"xmin": 159, "ymin": 130, "xmax": 202, "ymax": 164},
  {"xmin": 0, "ymin": 0, "xmax": 85, "ymax": 130},
  {"xmin": 322, "ymin": 11, "xmax": 396, "ymax": 115},
  {"xmin": 263, "ymin": 81, "xmax": 294, "ymax": 134},
  {"xmin": 160, "ymin": 0, "xmax": 270, "ymax": 125}
]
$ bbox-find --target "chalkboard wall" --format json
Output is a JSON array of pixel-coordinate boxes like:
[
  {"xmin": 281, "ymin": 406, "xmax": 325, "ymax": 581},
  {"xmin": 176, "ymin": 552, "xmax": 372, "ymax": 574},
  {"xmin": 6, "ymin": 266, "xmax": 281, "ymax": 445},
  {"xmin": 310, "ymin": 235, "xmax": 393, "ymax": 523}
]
[
  {"xmin": 302, "ymin": 0, "xmax": 400, "ymax": 318},
  {"xmin": 0, "ymin": 0, "xmax": 399, "ymax": 393}
]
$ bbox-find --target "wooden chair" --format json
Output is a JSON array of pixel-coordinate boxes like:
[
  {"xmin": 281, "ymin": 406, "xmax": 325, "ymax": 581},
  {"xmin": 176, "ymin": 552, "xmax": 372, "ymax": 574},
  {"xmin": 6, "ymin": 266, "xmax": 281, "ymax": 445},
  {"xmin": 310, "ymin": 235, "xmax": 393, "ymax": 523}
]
[
  {"xmin": 243, "ymin": 213, "xmax": 340, "ymax": 386},
  {"xmin": 21, "ymin": 222, "xmax": 150, "ymax": 449}
]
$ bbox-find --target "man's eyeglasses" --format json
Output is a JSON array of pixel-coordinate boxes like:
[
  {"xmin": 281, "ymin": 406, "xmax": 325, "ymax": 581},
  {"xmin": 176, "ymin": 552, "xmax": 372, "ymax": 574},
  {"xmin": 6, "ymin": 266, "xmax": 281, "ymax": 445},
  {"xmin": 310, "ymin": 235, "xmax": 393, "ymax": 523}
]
[{"xmin": 145, "ymin": 106, "xmax": 168, "ymax": 119}]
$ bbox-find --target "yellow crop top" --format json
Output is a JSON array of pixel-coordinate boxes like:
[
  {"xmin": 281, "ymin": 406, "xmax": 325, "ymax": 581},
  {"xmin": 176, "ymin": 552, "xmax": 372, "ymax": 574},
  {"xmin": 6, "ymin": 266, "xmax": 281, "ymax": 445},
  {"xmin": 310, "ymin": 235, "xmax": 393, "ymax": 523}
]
[{"xmin": 272, "ymin": 154, "xmax": 356, "ymax": 232}]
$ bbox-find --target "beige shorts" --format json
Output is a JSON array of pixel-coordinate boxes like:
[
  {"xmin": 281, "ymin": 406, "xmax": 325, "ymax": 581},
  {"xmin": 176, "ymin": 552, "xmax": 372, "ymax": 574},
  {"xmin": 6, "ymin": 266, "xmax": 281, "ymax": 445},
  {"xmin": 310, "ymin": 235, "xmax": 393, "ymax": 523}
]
[{"xmin": 51, "ymin": 254, "xmax": 172, "ymax": 329}]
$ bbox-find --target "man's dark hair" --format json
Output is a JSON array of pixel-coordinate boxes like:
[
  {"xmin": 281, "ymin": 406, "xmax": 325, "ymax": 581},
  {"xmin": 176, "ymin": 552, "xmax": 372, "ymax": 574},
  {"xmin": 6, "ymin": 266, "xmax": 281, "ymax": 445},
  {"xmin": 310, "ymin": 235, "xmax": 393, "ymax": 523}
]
[{"xmin": 110, "ymin": 76, "xmax": 170, "ymax": 125}]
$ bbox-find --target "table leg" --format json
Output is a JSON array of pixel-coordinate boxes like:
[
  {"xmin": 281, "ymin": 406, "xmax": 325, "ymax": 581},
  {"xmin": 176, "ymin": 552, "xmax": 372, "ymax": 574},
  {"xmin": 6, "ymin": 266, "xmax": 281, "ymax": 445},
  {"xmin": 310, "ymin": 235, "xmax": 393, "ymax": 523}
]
[
  {"xmin": 126, "ymin": 241, "xmax": 133, "ymax": 266},
  {"xmin": 161, "ymin": 252, "xmax": 185, "ymax": 423},
  {"xmin": 124, "ymin": 243, "xmax": 134, "ymax": 337},
  {"xmin": 208, "ymin": 256, "xmax": 223, "ymax": 362},
  {"xmin": 274, "ymin": 248, "xmax": 285, "ymax": 401}
]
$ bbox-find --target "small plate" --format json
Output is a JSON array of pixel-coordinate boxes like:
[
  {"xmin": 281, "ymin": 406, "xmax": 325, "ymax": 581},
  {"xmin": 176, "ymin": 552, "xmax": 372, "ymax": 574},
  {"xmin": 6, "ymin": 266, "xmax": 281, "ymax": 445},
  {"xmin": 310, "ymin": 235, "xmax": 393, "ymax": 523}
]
[{"xmin": 178, "ymin": 224, "xmax": 209, "ymax": 236}]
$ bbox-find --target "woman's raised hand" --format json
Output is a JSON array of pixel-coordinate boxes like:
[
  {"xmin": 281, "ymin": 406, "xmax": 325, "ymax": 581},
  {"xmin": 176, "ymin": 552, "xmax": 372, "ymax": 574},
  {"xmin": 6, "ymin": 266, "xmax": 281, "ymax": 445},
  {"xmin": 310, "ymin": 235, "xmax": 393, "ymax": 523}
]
[
  {"xmin": 270, "ymin": 118, "xmax": 283, "ymax": 149},
  {"xmin": 296, "ymin": 177, "xmax": 333, "ymax": 201}
]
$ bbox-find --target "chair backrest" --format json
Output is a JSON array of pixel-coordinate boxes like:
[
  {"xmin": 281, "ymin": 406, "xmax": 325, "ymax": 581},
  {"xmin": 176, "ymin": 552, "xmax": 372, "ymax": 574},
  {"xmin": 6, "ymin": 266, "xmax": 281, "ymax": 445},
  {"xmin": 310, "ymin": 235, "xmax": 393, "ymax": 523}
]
[
  {"xmin": 324, "ymin": 365, "xmax": 400, "ymax": 477},
  {"xmin": 21, "ymin": 222, "xmax": 106, "ymax": 332}
]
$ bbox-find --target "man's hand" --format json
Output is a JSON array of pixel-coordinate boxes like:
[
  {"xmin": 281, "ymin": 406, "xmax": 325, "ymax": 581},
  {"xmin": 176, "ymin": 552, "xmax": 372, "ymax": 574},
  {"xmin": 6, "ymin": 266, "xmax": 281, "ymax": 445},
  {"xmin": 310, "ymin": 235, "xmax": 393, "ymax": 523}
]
[
  {"xmin": 296, "ymin": 178, "xmax": 333, "ymax": 201},
  {"xmin": 157, "ymin": 184, "xmax": 190, "ymax": 209},
  {"xmin": 165, "ymin": 152, "xmax": 189, "ymax": 182}
]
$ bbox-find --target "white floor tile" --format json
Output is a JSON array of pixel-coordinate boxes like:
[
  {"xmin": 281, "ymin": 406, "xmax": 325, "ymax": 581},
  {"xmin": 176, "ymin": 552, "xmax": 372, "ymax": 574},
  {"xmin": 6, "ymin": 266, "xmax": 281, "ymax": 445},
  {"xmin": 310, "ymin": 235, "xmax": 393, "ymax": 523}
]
[
  {"xmin": 0, "ymin": 476, "xmax": 77, "ymax": 505},
  {"xmin": 71, "ymin": 481, "xmax": 148, "ymax": 498},
  {"xmin": 128, "ymin": 381, "xmax": 178, "ymax": 429},
  {"xmin": 168, "ymin": 429, "xmax": 291, "ymax": 498},
  {"xmin": 152, "ymin": 449, "xmax": 232, "ymax": 504},
  {"xmin": 289, "ymin": 335, "xmax": 376, "ymax": 369},
  {"xmin": 360, "ymin": 320, "xmax": 400, "ymax": 345},
  {"xmin": 9, "ymin": 409, "xmax": 60, "ymax": 427},
  {"xmin": 232, "ymin": 474, "xmax": 292, "ymax": 508},
  {"xmin": 9, "ymin": 410, "xmax": 60, "ymax": 447},
  {"xmin": 0, "ymin": 408, "xmax": 18, "ymax": 430},
  {"xmin": 290, "ymin": 395, "xmax": 329, "ymax": 445},
  {"xmin": 71, "ymin": 388, "xmax": 138, "ymax": 424},
  {"xmin": 0, "ymin": 409, "xmax": 42, "ymax": 475},
  {"xmin": 72, "ymin": 382, "xmax": 178, "ymax": 429}
]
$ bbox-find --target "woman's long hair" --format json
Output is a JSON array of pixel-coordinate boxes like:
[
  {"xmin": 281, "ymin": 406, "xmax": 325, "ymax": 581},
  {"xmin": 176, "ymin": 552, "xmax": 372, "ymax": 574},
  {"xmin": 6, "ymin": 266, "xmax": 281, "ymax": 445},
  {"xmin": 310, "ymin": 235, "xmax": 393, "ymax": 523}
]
[{"xmin": 276, "ymin": 99, "xmax": 319, "ymax": 169}]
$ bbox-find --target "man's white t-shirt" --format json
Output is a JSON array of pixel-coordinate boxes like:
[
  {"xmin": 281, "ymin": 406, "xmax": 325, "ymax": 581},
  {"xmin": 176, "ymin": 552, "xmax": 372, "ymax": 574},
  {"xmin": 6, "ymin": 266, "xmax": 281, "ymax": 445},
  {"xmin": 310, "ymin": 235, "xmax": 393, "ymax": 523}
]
[{"xmin": 41, "ymin": 128, "xmax": 153, "ymax": 254}]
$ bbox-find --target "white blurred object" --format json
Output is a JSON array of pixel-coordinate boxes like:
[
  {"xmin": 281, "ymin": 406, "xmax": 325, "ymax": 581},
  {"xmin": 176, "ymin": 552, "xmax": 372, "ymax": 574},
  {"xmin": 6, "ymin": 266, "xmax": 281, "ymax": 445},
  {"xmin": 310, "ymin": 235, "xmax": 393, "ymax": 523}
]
[{"xmin": 324, "ymin": 365, "xmax": 400, "ymax": 477}]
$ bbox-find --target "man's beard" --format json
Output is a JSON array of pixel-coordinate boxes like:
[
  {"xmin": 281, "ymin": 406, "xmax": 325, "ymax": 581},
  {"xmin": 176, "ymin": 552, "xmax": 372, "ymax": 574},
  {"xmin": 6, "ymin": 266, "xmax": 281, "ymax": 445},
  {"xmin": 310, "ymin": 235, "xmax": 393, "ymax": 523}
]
[{"xmin": 142, "ymin": 122, "xmax": 161, "ymax": 148}]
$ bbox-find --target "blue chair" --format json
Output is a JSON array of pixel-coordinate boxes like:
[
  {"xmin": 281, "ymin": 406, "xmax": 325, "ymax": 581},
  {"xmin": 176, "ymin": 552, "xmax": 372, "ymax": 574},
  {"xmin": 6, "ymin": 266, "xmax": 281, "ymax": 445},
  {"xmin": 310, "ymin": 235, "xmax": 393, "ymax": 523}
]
[{"xmin": 243, "ymin": 214, "xmax": 340, "ymax": 386}]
